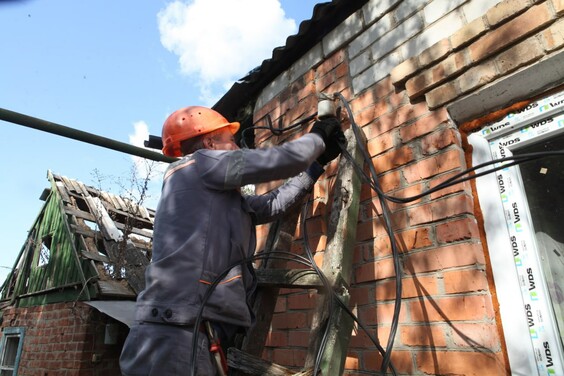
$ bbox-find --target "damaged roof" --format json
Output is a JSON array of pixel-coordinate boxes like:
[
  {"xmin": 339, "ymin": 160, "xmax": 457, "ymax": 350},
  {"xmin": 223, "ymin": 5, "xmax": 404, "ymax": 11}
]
[{"xmin": 0, "ymin": 170, "xmax": 154, "ymax": 308}]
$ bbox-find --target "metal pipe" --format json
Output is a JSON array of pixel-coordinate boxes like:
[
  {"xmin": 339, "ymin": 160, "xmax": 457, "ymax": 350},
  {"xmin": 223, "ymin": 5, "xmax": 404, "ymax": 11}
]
[{"xmin": 0, "ymin": 107, "xmax": 177, "ymax": 163}]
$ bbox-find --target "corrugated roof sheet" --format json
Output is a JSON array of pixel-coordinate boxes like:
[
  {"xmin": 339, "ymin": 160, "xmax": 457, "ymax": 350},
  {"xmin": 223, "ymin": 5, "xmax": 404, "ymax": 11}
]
[{"xmin": 213, "ymin": 0, "xmax": 368, "ymax": 122}]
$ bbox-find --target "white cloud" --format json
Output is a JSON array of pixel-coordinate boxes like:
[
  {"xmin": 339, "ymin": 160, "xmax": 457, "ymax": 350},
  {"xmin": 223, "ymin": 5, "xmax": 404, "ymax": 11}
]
[{"xmin": 158, "ymin": 0, "xmax": 297, "ymax": 104}]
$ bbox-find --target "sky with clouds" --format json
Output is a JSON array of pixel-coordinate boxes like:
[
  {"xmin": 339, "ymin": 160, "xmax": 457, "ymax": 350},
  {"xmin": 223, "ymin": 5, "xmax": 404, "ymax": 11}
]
[{"xmin": 0, "ymin": 0, "xmax": 322, "ymax": 284}]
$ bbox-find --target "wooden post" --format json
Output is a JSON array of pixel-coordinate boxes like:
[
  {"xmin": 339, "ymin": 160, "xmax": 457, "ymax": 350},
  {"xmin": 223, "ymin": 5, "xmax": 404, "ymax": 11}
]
[{"xmin": 304, "ymin": 127, "xmax": 365, "ymax": 375}]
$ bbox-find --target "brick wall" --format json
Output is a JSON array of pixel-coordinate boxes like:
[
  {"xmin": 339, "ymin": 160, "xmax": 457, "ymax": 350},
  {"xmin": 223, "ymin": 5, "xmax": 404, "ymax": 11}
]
[
  {"xmin": 249, "ymin": 0, "xmax": 563, "ymax": 374},
  {"xmin": 1, "ymin": 302, "xmax": 126, "ymax": 376}
]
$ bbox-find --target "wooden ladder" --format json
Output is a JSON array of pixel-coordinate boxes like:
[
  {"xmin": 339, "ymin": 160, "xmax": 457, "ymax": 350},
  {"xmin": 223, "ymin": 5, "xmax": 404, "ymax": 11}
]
[{"xmin": 228, "ymin": 127, "xmax": 365, "ymax": 376}]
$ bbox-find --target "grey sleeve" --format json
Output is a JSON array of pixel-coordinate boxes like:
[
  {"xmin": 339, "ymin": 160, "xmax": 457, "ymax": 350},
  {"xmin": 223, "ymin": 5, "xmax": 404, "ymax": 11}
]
[{"xmin": 195, "ymin": 133, "xmax": 325, "ymax": 190}]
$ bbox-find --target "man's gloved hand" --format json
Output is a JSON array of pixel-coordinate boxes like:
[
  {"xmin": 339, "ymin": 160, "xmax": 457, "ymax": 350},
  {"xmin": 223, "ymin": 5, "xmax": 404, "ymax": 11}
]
[
  {"xmin": 309, "ymin": 117, "xmax": 341, "ymax": 145},
  {"xmin": 317, "ymin": 128, "xmax": 345, "ymax": 165}
]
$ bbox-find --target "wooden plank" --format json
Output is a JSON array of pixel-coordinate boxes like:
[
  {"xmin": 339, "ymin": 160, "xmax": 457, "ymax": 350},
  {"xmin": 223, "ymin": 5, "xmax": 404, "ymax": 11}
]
[
  {"xmin": 304, "ymin": 128, "xmax": 365, "ymax": 375},
  {"xmin": 97, "ymin": 280, "xmax": 135, "ymax": 298},
  {"xmin": 113, "ymin": 221, "xmax": 154, "ymax": 239},
  {"xmin": 69, "ymin": 224, "xmax": 97, "ymax": 238},
  {"xmin": 80, "ymin": 250, "xmax": 110, "ymax": 263},
  {"xmin": 60, "ymin": 176, "xmax": 75, "ymax": 193},
  {"xmin": 76, "ymin": 180, "xmax": 91, "ymax": 198},
  {"xmin": 63, "ymin": 206, "xmax": 96, "ymax": 222},
  {"xmin": 55, "ymin": 181, "xmax": 71, "ymax": 203}
]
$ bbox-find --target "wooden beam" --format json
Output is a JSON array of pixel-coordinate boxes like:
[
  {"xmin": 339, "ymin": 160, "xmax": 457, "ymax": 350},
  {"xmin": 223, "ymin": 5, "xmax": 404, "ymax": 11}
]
[{"xmin": 304, "ymin": 128, "xmax": 365, "ymax": 375}]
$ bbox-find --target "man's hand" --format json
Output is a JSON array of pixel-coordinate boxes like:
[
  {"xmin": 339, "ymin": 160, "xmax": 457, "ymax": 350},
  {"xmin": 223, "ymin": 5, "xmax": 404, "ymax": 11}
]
[
  {"xmin": 310, "ymin": 117, "xmax": 345, "ymax": 165},
  {"xmin": 318, "ymin": 128, "xmax": 345, "ymax": 165},
  {"xmin": 310, "ymin": 117, "xmax": 341, "ymax": 144}
]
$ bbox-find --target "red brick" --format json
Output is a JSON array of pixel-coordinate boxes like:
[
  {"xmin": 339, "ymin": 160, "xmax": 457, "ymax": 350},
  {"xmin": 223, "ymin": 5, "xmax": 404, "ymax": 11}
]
[
  {"xmin": 287, "ymin": 292, "xmax": 316, "ymax": 310},
  {"xmin": 367, "ymin": 130, "xmax": 395, "ymax": 156},
  {"xmin": 351, "ymin": 80, "xmax": 394, "ymax": 113},
  {"xmin": 401, "ymin": 324, "xmax": 447, "ymax": 347},
  {"xmin": 316, "ymin": 49, "xmax": 347, "ymax": 78},
  {"xmin": 288, "ymin": 330, "xmax": 310, "ymax": 347},
  {"xmin": 470, "ymin": 2, "xmax": 553, "ymax": 62},
  {"xmin": 450, "ymin": 323, "xmax": 501, "ymax": 348},
  {"xmin": 555, "ymin": 0, "xmax": 564, "ymax": 14},
  {"xmin": 404, "ymin": 242, "xmax": 486, "ymax": 274},
  {"xmin": 355, "ymin": 257, "xmax": 396, "ymax": 283},
  {"xmin": 410, "ymin": 294, "xmax": 494, "ymax": 322},
  {"xmin": 355, "ymin": 236, "xmax": 393, "ymax": 259},
  {"xmin": 399, "ymin": 108, "xmax": 449, "ymax": 142},
  {"xmin": 416, "ymin": 350, "xmax": 506, "ymax": 376},
  {"xmin": 486, "ymin": 0, "xmax": 531, "ymax": 26},
  {"xmin": 366, "ymin": 102, "xmax": 431, "ymax": 138},
  {"xmin": 407, "ymin": 51, "xmax": 467, "ymax": 98},
  {"xmin": 355, "ymin": 100, "xmax": 390, "ymax": 127},
  {"xmin": 265, "ymin": 331, "xmax": 289, "ymax": 347},
  {"xmin": 388, "ymin": 90, "xmax": 407, "ymax": 109},
  {"xmin": 444, "ymin": 268, "xmax": 489, "ymax": 293},
  {"xmin": 407, "ymin": 193, "xmax": 474, "ymax": 226},
  {"xmin": 378, "ymin": 170, "xmax": 402, "ymax": 192},
  {"xmin": 403, "ymin": 148, "xmax": 464, "ymax": 184},
  {"xmin": 397, "ymin": 226, "xmax": 434, "ymax": 250},
  {"xmin": 462, "ymin": 60, "xmax": 501, "ymax": 95},
  {"xmin": 373, "ymin": 145, "xmax": 416, "ymax": 173},
  {"xmin": 421, "ymin": 127, "xmax": 461, "ymax": 155},
  {"xmin": 271, "ymin": 312, "xmax": 308, "ymax": 329},
  {"xmin": 356, "ymin": 210, "xmax": 409, "ymax": 241},
  {"xmin": 358, "ymin": 301, "xmax": 409, "ymax": 327},
  {"xmin": 450, "ymin": 16, "xmax": 489, "ymax": 49},
  {"xmin": 429, "ymin": 171, "xmax": 472, "ymax": 200},
  {"xmin": 500, "ymin": 35, "xmax": 545, "ymax": 72},
  {"xmin": 540, "ymin": 17, "xmax": 564, "ymax": 51},
  {"xmin": 436, "ymin": 216, "xmax": 480, "ymax": 243},
  {"xmin": 272, "ymin": 348, "xmax": 307, "ymax": 368},
  {"xmin": 419, "ymin": 38, "xmax": 453, "ymax": 67},
  {"xmin": 364, "ymin": 349, "xmax": 413, "ymax": 374},
  {"xmin": 376, "ymin": 275, "xmax": 439, "ymax": 301},
  {"xmin": 426, "ymin": 81, "xmax": 459, "ymax": 108},
  {"xmin": 391, "ymin": 56, "xmax": 420, "ymax": 85}
]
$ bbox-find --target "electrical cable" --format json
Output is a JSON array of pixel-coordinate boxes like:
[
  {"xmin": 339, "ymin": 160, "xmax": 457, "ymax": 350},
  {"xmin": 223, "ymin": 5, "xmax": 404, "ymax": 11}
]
[
  {"xmin": 301, "ymin": 196, "xmax": 398, "ymax": 376},
  {"xmin": 189, "ymin": 251, "xmax": 326, "ymax": 376},
  {"xmin": 240, "ymin": 113, "xmax": 318, "ymax": 149},
  {"xmin": 187, "ymin": 93, "xmax": 564, "ymax": 375},
  {"xmin": 335, "ymin": 92, "xmax": 402, "ymax": 373},
  {"xmin": 189, "ymin": 247, "xmax": 396, "ymax": 376}
]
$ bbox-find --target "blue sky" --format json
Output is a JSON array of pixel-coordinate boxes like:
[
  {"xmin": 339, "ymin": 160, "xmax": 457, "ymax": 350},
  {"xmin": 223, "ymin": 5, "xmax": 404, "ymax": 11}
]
[{"xmin": 0, "ymin": 0, "xmax": 322, "ymax": 283}]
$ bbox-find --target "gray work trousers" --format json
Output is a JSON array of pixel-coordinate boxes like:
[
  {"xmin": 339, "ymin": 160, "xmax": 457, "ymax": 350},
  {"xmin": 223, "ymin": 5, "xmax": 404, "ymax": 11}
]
[{"xmin": 120, "ymin": 321, "xmax": 217, "ymax": 376}]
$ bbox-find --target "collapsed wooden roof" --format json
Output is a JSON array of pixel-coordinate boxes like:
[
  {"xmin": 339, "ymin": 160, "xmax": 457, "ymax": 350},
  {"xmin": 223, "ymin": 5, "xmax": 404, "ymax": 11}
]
[{"xmin": 1, "ymin": 170, "xmax": 155, "ymax": 307}]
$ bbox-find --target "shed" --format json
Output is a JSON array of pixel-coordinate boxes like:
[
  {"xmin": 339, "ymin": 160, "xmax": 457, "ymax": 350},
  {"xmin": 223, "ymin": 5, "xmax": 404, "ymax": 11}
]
[{"xmin": 0, "ymin": 170, "xmax": 153, "ymax": 375}]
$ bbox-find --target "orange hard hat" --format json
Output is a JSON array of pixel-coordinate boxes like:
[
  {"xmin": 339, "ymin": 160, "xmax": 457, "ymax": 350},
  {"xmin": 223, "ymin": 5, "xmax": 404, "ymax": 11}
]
[{"xmin": 161, "ymin": 106, "xmax": 240, "ymax": 157}]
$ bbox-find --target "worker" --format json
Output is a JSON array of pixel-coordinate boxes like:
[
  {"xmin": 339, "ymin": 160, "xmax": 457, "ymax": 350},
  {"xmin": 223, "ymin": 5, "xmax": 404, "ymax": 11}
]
[{"xmin": 119, "ymin": 105, "xmax": 344, "ymax": 376}]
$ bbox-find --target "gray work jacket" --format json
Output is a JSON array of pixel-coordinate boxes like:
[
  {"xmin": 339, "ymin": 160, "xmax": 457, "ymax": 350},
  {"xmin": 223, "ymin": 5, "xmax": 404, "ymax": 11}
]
[{"xmin": 135, "ymin": 133, "xmax": 325, "ymax": 328}]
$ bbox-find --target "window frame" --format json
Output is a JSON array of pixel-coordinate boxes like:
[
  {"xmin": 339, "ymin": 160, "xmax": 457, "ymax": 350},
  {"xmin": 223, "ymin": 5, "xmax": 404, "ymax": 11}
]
[
  {"xmin": 468, "ymin": 90, "xmax": 564, "ymax": 375},
  {"xmin": 0, "ymin": 327, "xmax": 25, "ymax": 376}
]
